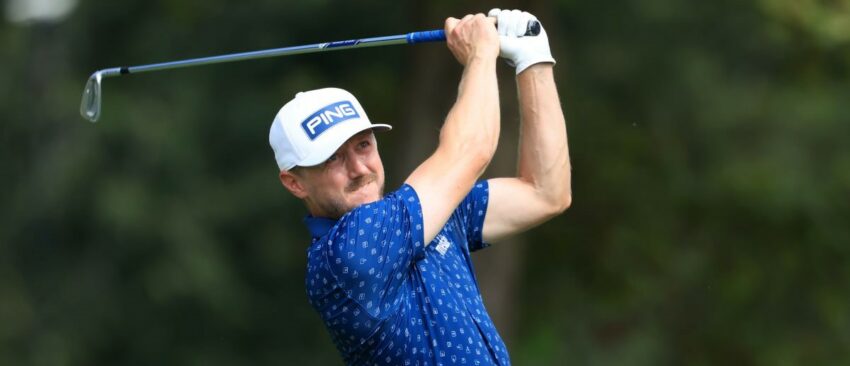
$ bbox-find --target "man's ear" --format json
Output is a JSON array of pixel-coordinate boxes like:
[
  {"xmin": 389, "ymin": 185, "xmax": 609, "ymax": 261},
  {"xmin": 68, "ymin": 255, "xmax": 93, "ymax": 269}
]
[{"xmin": 279, "ymin": 170, "xmax": 308, "ymax": 199}]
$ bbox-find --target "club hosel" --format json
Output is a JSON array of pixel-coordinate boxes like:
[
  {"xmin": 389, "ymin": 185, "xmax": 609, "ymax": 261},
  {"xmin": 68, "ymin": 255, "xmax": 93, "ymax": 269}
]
[{"xmin": 97, "ymin": 68, "xmax": 123, "ymax": 79}]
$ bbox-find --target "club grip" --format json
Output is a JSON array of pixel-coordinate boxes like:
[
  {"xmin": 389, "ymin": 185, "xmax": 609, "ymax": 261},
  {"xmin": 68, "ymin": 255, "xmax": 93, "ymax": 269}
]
[
  {"xmin": 407, "ymin": 19, "xmax": 542, "ymax": 44},
  {"xmin": 407, "ymin": 30, "xmax": 446, "ymax": 44}
]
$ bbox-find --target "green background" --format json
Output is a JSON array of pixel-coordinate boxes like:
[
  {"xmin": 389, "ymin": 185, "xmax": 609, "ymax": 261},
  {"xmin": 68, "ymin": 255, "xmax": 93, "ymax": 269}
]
[{"xmin": 2, "ymin": 0, "xmax": 849, "ymax": 364}]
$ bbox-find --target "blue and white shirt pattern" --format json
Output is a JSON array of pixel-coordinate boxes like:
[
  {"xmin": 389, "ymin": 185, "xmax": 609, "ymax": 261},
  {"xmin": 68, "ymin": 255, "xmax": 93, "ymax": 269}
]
[{"xmin": 304, "ymin": 182, "xmax": 509, "ymax": 365}]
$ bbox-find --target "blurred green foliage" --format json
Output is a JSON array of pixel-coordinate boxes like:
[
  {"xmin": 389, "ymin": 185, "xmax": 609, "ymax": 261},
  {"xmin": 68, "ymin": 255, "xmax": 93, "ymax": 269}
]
[{"xmin": 1, "ymin": 0, "xmax": 848, "ymax": 365}]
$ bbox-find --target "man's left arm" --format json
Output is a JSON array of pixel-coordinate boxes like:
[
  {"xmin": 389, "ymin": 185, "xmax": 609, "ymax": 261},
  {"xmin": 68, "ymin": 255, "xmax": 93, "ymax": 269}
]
[{"xmin": 483, "ymin": 9, "xmax": 572, "ymax": 241}]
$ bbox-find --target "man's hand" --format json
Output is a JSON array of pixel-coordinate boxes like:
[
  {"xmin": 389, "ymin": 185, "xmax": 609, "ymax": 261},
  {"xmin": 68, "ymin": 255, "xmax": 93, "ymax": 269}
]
[
  {"xmin": 444, "ymin": 14, "xmax": 500, "ymax": 66},
  {"xmin": 488, "ymin": 8, "xmax": 556, "ymax": 74}
]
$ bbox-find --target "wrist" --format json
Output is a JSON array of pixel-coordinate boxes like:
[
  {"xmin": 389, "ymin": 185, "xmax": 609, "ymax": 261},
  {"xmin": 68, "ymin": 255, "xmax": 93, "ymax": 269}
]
[
  {"xmin": 517, "ymin": 62, "xmax": 554, "ymax": 77},
  {"xmin": 515, "ymin": 57, "xmax": 555, "ymax": 75},
  {"xmin": 465, "ymin": 53, "xmax": 498, "ymax": 67}
]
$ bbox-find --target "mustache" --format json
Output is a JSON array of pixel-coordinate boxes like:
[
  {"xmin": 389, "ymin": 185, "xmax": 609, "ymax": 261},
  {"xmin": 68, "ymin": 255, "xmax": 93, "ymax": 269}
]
[{"xmin": 345, "ymin": 174, "xmax": 378, "ymax": 193}]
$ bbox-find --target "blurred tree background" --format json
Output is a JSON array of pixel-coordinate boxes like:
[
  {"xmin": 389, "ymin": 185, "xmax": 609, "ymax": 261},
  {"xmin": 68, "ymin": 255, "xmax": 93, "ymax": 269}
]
[{"xmin": 1, "ymin": 0, "xmax": 849, "ymax": 364}]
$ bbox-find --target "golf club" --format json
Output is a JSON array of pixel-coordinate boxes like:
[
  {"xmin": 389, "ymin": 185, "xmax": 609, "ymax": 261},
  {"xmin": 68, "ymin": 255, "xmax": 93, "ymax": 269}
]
[{"xmin": 80, "ymin": 20, "xmax": 541, "ymax": 122}]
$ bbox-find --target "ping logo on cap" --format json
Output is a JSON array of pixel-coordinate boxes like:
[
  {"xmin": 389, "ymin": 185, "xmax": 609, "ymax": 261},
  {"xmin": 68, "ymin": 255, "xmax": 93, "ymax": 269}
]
[{"xmin": 301, "ymin": 101, "xmax": 360, "ymax": 140}]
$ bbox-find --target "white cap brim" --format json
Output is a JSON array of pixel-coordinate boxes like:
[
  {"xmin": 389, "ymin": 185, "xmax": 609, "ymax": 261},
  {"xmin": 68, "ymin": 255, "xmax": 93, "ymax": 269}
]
[{"xmin": 295, "ymin": 123, "xmax": 392, "ymax": 168}]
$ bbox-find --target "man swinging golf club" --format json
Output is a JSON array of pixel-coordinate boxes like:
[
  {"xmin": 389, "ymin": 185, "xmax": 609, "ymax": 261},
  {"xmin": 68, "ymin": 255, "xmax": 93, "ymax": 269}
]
[{"xmin": 269, "ymin": 9, "xmax": 571, "ymax": 365}]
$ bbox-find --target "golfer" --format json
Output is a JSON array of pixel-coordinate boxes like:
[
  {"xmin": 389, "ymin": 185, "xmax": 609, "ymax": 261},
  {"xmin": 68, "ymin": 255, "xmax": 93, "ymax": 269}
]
[{"xmin": 269, "ymin": 9, "xmax": 571, "ymax": 366}]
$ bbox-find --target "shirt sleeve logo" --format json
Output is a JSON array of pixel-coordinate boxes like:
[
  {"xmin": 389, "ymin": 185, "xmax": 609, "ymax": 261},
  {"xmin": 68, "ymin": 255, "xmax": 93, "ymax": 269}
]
[{"xmin": 301, "ymin": 101, "xmax": 361, "ymax": 140}]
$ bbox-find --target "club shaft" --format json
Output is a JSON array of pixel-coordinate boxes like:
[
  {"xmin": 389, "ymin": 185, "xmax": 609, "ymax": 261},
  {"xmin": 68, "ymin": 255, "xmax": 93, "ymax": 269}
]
[{"xmin": 108, "ymin": 31, "xmax": 444, "ymax": 76}]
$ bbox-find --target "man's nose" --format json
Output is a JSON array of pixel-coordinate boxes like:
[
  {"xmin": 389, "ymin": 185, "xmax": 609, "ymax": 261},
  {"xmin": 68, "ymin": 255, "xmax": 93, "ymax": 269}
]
[{"xmin": 346, "ymin": 154, "xmax": 370, "ymax": 178}]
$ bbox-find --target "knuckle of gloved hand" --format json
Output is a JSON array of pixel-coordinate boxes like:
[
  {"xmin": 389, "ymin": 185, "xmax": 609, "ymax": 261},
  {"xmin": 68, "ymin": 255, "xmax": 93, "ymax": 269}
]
[
  {"xmin": 512, "ymin": 14, "xmax": 524, "ymax": 35},
  {"xmin": 496, "ymin": 12, "xmax": 510, "ymax": 36}
]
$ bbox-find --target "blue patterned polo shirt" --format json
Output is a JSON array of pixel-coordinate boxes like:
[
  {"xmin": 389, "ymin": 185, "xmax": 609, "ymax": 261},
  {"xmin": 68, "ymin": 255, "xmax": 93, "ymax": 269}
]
[{"xmin": 304, "ymin": 181, "xmax": 509, "ymax": 365}]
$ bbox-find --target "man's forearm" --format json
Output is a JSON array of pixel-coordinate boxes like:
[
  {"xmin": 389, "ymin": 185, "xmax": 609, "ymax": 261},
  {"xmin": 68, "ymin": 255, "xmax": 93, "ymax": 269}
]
[
  {"xmin": 440, "ymin": 56, "xmax": 500, "ymax": 163},
  {"xmin": 404, "ymin": 13, "xmax": 501, "ymax": 243},
  {"xmin": 516, "ymin": 64, "xmax": 571, "ymax": 208}
]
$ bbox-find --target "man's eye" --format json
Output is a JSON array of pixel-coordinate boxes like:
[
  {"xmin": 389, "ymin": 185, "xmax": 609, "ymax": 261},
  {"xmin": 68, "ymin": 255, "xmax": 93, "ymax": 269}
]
[
  {"xmin": 326, "ymin": 154, "xmax": 338, "ymax": 163},
  {"xmin": 358, "ymin": 141, "xmax": 370, "ymax": 148}
]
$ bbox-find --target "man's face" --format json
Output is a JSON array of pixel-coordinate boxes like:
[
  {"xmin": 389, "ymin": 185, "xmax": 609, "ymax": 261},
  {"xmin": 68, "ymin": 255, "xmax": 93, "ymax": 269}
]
[{"xmin": 285, "ymin": 130, "xmax": 385, "ymax": 219}]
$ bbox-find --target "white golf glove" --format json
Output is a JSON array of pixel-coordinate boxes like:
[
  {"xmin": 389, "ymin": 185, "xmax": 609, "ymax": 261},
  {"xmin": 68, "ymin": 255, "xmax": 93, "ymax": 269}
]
[{"xmin": 488, "ymin": 8, "xmax": 556, "ymax": 74}]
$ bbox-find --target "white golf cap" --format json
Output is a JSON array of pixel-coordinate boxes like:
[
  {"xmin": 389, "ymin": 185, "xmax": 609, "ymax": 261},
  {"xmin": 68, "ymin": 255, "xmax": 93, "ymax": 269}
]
[{"xmin": 269, "ymin": 88, "xmax": 391, "ymax": 171}]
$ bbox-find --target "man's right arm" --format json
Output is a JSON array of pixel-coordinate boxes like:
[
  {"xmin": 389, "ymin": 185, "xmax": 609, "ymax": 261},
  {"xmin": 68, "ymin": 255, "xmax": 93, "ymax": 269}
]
[{"xmin": 405, "ymin": 14, "xmax": 501, "ymax": 244}]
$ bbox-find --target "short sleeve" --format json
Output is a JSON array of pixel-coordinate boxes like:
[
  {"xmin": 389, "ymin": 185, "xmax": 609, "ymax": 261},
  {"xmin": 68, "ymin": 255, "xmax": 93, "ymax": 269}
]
[
  {"xmin": 455, "ymin": 180, "xmax": 491, "ymax": 252},
  {"xmin": 323, "ymin": 184, "xmax": 425, "ymax": 318}
]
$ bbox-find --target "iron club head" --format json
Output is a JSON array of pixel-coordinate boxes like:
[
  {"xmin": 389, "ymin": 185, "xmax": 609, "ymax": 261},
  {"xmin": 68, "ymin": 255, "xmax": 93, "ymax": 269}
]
[{"xmin": 80, "ymin": 71, "xmax": 103, "ymax": 123}]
